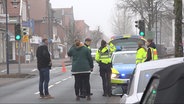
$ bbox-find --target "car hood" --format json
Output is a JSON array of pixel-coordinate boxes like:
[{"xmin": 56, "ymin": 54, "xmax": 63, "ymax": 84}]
[{"xmin": 113, "ymin": 63, "xmax": 136, "ymax": 74}]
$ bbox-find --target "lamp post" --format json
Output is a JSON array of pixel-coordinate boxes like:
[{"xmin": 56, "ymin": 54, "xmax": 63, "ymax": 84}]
[{"xmin": 5, "ymin": 0, "xmax": 9, "ymax": 74}]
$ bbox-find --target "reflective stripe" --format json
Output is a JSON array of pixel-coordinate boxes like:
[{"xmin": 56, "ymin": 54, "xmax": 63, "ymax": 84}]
[{"xmin": 150, "ymin": 48, "xmax": 158, "ymax": 60}]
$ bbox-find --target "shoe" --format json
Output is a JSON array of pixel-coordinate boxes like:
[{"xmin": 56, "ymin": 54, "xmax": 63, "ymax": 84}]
[
  {"xmin": 87, "ymin": 96, "xmax": 91, "ymax": 101},
  {"xmin": 79, "ymin": 95, "xmax": 86, "ymax": 98},
  {"xmin": 76, "ymin": 96, "xmax": 80, "ymax": 101},
  {"xmin": 40, "ymin": 95, "xmax": 45, "ymax": 99},
  {"xmin": 102, "ymin": 94, "xmax": 107, "ymax": 97},
  {"xmin": 44, "ymin": 95, "xmax": 54, "ymax": 99},
  {"xmin": 108, "ymin": 94, "xmax": 111, "ymax": 97}
]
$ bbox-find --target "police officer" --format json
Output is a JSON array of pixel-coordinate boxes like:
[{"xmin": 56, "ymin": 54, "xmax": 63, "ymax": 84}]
[
  {"xmin": 136, "ymin": 40, "xmax": 147, "ymax": 64},
  {"xmin": 144, "ymin": 39, "xmax": 158, "ymax": 62},
  {"xmin": 95, "ymin": 40, "xmax": 116, "ymax": 97},
  {"xmin": 84, "ymin": 38, "xmax": 92, "ymax": 51}
]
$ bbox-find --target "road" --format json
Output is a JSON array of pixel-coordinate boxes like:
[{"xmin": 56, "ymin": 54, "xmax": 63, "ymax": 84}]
[{"xmin": 0, "ymin": 62, "xmax": 121, "ymax": 104}]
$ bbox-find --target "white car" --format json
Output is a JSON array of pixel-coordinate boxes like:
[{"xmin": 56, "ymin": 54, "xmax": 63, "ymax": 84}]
[
  {"xmin": 91, "ymin": 48, "xmax": 98, "ymax": 59},
  {"xmin": 120, "ymin": 57, "xmax": 184, "ymax": 104}
]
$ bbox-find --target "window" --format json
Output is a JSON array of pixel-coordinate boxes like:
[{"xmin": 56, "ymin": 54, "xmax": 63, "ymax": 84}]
[
  {"xmin": 142, "ymin": 78, "xmax": 159, "ymax": 104},
  {"xmin": 137, "ymin": 68, "xmax": 161, "ymax": 93},
  {"xmin": 113, "ymin": 53, "xmax": 136, "ymax": 64}
]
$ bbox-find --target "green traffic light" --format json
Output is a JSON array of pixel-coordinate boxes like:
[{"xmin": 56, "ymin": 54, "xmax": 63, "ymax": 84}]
[
  {"xmin": 15, "ymin": 35, "xmax": 21, "ymax": 40},
  {"xmin": 140, "ymin": 31, "xmax": 144, "ymax": 36}
]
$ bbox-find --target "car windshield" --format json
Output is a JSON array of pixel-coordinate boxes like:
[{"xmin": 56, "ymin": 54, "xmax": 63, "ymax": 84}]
[
  {"xmin": 111, "ymin": 38, "xmax": 145, "ymax": 50},
  {"xmin": 112, "ymin": 53, "xmax": 136, "ymax": 64}
]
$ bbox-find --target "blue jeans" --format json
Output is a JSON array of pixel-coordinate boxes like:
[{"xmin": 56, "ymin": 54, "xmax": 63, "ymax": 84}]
[{"xmin": 39, "ymin": 67, "xmax": 50, "ymax": 96}]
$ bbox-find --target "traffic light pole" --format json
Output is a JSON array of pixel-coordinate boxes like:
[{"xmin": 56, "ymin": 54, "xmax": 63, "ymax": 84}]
[
  {"xmin": 18, "ymin": 41, "xmax": 21, "ymax": 73},
  {"xmin": 5, "ymin": 0, "xmax": 9, "ymax": 74}
]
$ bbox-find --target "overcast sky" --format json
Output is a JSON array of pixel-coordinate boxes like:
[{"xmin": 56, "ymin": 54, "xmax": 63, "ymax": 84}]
[{"xmin": 50, "ymin": 0, "xmax": 116, "ymax": 38}]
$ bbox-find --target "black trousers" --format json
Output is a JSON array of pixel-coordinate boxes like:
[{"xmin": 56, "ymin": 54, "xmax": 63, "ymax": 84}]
[
  {"xmin": 74, "ymin": 73, "xmax": 90, "ymax": 96},
  {"xmin": 99, "ymin": 63, "xmax": 112, "ymax": 95}
]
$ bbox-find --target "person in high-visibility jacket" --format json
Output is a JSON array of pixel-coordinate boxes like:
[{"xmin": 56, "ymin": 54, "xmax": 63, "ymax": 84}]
[
  {"xmin": 95, "ymin": 40, "xmax": 116, "ymax": 97},
  {"xmin": 144, "ymin": 39, "xmax": 158, "ymax": 62},
  {"xmin": 136, "ymin": 40, "xmax": 147, "ymax": 64},
  {"xmin": 84, "ymin": 38, "xmax": 92, "ymax": 52}
]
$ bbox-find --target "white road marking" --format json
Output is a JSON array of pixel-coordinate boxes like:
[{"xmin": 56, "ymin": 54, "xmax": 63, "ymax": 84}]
[
  {"xmin": 55, "ymin": 81, "xmax": 62, "ymax": 85},
  {"xmin": 34, "ymin": 76, "xmax": 72, "ymax": 95},
  {"xmin": 1, "ymin": 70, "xmax": 6, "ymax": 73},
  {"xmin": 34, "ymin": 92, "xmax": 40, "ymax": 95},
  {"xmin": 48, "ymin": 85, "xmax": 54, "ymax": 89},
  {"xmin": 31, "ymin": 69, "xmax": 37, "ymax": 72}
]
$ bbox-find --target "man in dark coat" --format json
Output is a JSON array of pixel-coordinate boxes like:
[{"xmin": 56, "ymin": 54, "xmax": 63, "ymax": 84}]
[{"xmin": 36, "ymin": 38, "xmax": 53, "ymax": 99}]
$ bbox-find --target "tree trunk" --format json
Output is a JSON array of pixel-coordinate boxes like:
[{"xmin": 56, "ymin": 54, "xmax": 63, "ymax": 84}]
[{"xmin": 174, "ymin": 0, "xmax": 183, "ymax": 57}]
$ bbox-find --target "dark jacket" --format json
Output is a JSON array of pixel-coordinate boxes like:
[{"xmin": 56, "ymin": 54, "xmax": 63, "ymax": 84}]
[
  {"xmin": 84, "ymin": 43, "xmax": 91, "ymax": 53},
  {"xmin": 145, "ymin": 42, "xmax": 156, "ymax": 62},
  {"xmin": 67, "ymin": 43, "xmax": 94, "ymax": 74},
  {"xmin": 36, "ymin": 44, "xmax": 51, "ymax": 70}
]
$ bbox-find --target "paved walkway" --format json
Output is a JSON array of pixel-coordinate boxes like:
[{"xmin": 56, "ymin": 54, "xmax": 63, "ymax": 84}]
[
  {"xmin": 0, "ymin": 57, "xmax": 71, "ymax": 71},
  {"xmin": 0, "ymin": 57, "xmax": 71, "ymax": 87}
]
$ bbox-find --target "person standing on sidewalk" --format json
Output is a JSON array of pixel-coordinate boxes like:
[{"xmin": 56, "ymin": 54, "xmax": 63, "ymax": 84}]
[
  {"xmin": 67, "ymin": 39, "xmax": 94, "ymax": 101},
  {"xmin": 36, "ymin": 38, "xmax": 54, "ymax": 99},
  {"xmin": 95, "ymin": 40, "xmax": 116, "ymax": 97}
]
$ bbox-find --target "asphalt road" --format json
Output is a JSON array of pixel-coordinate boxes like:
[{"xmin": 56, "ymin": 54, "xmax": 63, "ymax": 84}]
[{"xmin": 0, "ymin": 63, "xmax": 121, "ymax": 104}]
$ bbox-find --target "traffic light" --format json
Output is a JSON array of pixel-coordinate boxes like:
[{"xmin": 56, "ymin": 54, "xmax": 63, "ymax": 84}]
[
  {"xmin": 135, "ymin": 20, "xmax": 145, "ymax": 37},
  {"xmin": 135, "ymin": 20, "xmax": 139, "ymax": 28},
  {"xmin": 22, "ymin": 27, "xmax": 28, "ymax": 35},
  {"xmin": 139, "ymin": 20, "xmax": 145, "ymax": 37},
  {"xmin": 15, "ymin": 24, "xmax": 21, "ymax": 41}
]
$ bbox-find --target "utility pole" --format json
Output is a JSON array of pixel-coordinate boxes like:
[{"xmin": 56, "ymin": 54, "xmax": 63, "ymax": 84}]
[
  {"xmin": 147, "ymin": 0, "xmax": 151, "ymax": 31},
  {"xmin": 174, "ymin": 0, "xmax": 183, "ymax": 57},
  {"xmin": 155, "ymin": 2, "xmax": 158, "ymax": 45}
]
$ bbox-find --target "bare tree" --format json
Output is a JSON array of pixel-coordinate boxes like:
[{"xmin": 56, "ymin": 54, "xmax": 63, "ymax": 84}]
[
  {"xmin": 111, "ymin": 8, "xmax": 134, "ymax": 35},
  {"xmin": 88, "ymin": 27, "xmax": 103, "ymax": 48},
  {"xmin": 117, "ymin": 0, "xmax": 174, "ymax": 30},
  {"xmin": 65, "ymin": 21, "xmax": 81, "ymax": 46},
  {"xmin": 174, "ymin": 0, "xmax": 183, "ymax": 57},
  {"xmin": 116, "ymin": 0, "xmax": 176, "ymax": 47}
]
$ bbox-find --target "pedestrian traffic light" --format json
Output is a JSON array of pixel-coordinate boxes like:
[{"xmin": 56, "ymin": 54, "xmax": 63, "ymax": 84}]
[
  {"xmin": 15, "ymin": 24, "xmax": 21, "ymax": 41},
  {"xmin": 135, "ymin": 20, "xmax": 139, "ymax": 28},
  {"xmin": 22, "ymin": 27, "xmax": 28, "ymax": 35},
  {"xmin": 139, "ymin": 20, "xmax": 145, "ymax": 37}
]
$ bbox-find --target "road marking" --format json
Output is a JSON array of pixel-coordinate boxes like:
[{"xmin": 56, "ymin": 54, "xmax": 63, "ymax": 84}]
[
  {"xmin": 48, "ymin": 85, "xmax": 54, "ymax": 89},
  {"xmin": 55, "ymin": 81, "xmax": 61, "ymax": 85},
  {"xmin": 31, "ymin": 69, "xmax": 37, "ymax": 72},
  {"xmin": 34, "ymin": 76, "xmax": 72, "ymax": 95},
  {"xmin": 1, "ymin": 70, "xmax": 6, "ymax": 73},
  {"xmin": 34, "ymin": 92, "xmax": 40, "ymax": 94}
]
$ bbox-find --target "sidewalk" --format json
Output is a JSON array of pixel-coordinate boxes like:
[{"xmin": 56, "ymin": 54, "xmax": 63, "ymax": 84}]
[
  {"xmin": 0, "ymin": 57, "xmax": 71, "ymax": 87},
  {"xmin": 0, "ymin": 57, "xmax": 71, "ymax": 71}
]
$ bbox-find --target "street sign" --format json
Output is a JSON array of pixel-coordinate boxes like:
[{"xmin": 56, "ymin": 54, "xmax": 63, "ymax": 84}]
[
  {"xmin": 0, "ymin": 14, "xmax": 9, "ymax": 23},
  {"xmin": 22, "ymin": 35, "xmax": 29, "ymax": 42}
]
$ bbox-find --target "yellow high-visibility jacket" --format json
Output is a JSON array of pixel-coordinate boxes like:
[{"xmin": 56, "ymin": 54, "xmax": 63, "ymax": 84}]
[
  {"xmin": 136, "ymin": 47, "xmax": 147, "ymax": 64},
  {"xmin": 95, "ymin": 43, "xmax": 116, "ymax": 64}
]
